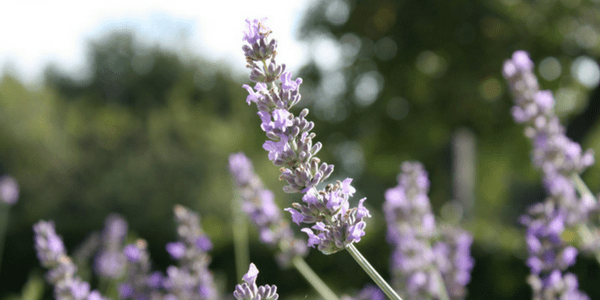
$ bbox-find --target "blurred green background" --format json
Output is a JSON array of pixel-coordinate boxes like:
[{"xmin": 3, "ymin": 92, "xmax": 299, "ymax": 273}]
[{"xmin": 2, "ymin": 0, "xmax": 600, "ymax": 299}]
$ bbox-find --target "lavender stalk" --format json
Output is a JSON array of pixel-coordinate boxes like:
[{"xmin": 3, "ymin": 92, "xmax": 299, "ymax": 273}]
[
  {"xmin": 240, "ymin": 18, "xmax": 397, "ymax": 299},
  {"xmin": 33, "ymin": 220, "xmax": 108, "ymax": 300},
  {"xmin": 384, "ymin": 162, "xmax": 473, "ymax": 300},
  {"xmin": 228, "ymin": 152, "xmax": 338, "ymax": 300},
  {"xmin": 503, "ymin": 50, "xmax": 594, "ymax": 299}
]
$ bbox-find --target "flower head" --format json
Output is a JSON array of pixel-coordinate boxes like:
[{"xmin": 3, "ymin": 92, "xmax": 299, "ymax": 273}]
[
  {"xmin": 0, "ymin": 175, "xmax": 19, "ymax": 205},
  {"xmin": 234, "ymin": 263, "xmax": 279, "ymax": 300},
  {"xmin": 229, "ymin": 152, "xmax": 308, "ymax": 266}
]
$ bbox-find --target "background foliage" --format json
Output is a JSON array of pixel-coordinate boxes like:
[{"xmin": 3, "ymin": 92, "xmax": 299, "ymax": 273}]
[{"xmin": 2, "ymin": 0, "xmax": 600, "ymax": 299}]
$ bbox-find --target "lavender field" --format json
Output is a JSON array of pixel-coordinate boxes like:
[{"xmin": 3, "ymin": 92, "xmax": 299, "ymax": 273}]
[{"xmin": 2, "ymin": 1, "xmax": 600, "ymax": 299}]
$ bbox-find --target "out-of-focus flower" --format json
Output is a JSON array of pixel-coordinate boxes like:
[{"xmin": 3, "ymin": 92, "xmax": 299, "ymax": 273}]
[
  {"xmin": 384, "ymin": 162, "xmax": 473, "ymax": 299},
  {"xmin": 33, "ymin": 220, "xmax": 107, "ymax": 300},
  {"xmin": 94, "ymin": 214, "xmax": 128, "ymax": 279},
  {"xmin": 503, "ymin": 50, "xmax": 592, "ymax": 300},
  {"xmin": 228, "ymin": 152, "xmax": 307, "ymax": 267},
  {"xmin": 0, "ymin": 175, "xmax": 19, "ymax": 205},
  {"xmin": 162, "ymin": 205, "xmax": 219, "ymax": 300}
]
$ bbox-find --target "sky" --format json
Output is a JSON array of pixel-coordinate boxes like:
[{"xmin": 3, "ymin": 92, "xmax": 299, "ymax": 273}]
[{"xmin": 0, "ymin": 0, "xmax": 315, "ymax": 85}]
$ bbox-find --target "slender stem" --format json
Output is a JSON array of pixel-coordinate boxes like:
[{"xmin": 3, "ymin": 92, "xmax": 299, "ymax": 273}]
[
  {"xmin": 432, "ymin": 269, "xmax": 451, "ymax": 300},
  {"xmin": 232, "ymin": 190, "xmax": 249, "ymax": 280},
  {"xmin": 346, "ymin": 244, "xmax": 403, "ymax": 300},
  {"xmin": 576, "ymin": 223, "xmax": 600, "ymax": 263},
  {"xmin": 0, "ymin": 203, "xmax": 9, "ymax": 273},
  {"xmin": 571, "ymin": 173, "xmax": 595, "ymax": 201},
  {"xmin": 570, "ymin": 174, "xmax": 600, "ymax": 263},
  {"xmin": 292, "ymin": 256, "xmax": 340, "ymax": 300}
]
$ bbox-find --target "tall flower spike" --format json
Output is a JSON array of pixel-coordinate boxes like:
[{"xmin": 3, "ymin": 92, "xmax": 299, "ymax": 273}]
[
  {"xmin": 229, "ymin": 152, "xmax": 308, "ymax": 267},
  {"xmin": 0, "ymin": 175, "xmax": 19, "ymax": 205},
  {"xmin": 384, "ymin": 162, "xmax": 474, "ymax": 300},
  {"xmin": 233, "ymin": 263, "xmax": 279, "ymax": 300},
  {"xmin": 503, "ymin": 50, "xmax": 592, "ymax": 299},
  {"xmin": 33, "ymin": 220, "xmax": 108, "ymax": 300},
  {"xmin": 163, "ymin": 205, "xmax": 219, "ymax": 300},
  {"xmin": 120, "ymin": 239, "xmax": 165, "ymax": 300},
  {"xmin": 94, "ymin": 214, "xmax": 127, "ymax": 279},
  {"xmin": 242, "ymin": 18, "xmax": 369, "ymax": 255}
]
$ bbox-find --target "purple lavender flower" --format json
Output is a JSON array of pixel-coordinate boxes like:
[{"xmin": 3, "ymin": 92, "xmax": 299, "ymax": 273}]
[
  {"xmin": 341, "ymin": 284, "xmax": 385, "ymax": 300},
  {"xmin": 503, "ymin": 50, "xmax": 594, "ymax": 299},
  {"xmin": 241, "ymin": 18, "xmax": 370, "ymax": 255},
  {"xmin": 228, "ymin": 152, "xmax": 308, "ymax": 266},
  {"xmin": 384, "ymin": 162, "xmax": 474, "ymax": 299},
  {"xmin": 33, "ymin": 220, "xmax": 108, "ymax": 300},
  {"xmin": 162, "ymin": 205, "xmax": 219, "ymax": 300},
  {"xmin": 94, "ymin": 214, "xmax": 128, "ymax": 279},
  {"xmin": 120, "ymin": 239, "xmax": 164, "ymax": 300},
  {"xmin": 0, "ymin": 175, "xmax": 19, "ymax": 205},
  {"xmin": 233, "ymin": 263, "xmax": 279, "ymax": 300},
  {"xmin": 503, "ymin": 50, "xmax": 594, "ymax": 178}
]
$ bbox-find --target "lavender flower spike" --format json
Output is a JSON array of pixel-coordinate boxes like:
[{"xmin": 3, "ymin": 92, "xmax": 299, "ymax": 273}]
[
  {"xmin": 233, "ymin": 263, "xmax": 279, "ymax": 300},
  {"xmin": 384, "ymin": 162, "xmax": 474, "ymax": 300},
  {"xmin": 503, "ymin": 50, "xmax": 592, "ymax": 299},
  {"xmin": 0, "ymin": 175, "xmax": 19, "ymax": 205},
  {"xmin": 94, "ymin": 214, "xmax": 128, "ymax": 279},
  {"xmin": 33, "ymin": 220, "xmax": 108, "ymax": 300},
  {"xmin": 120, "ymin": 239, "xmax": 164, "ymax": 300},
  {"xmin": 163, "ymin": 205, "xmax": 219, "ymax": 300},
  {"xmin": 242, "ymin": 18, "xmax": 370, "ymax": 255},
  {"xmin": 228, "ymin": 152, "xmax": 308, "ymax": 267}
]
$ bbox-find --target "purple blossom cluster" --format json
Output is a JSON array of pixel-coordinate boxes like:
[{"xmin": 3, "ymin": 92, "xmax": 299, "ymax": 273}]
[
  {"xmin": 0, "ymin": 175, "xmax": 19, "ymax": 205},
  {"xmin": 163, "ymin": 205, "xmax": 218, "ymax": 300},
  {"xmin": 241, "ymin": 18, "xmax": 370, "ymax": 255},
  {"xmin": 340, "ymin": 284, "xmax": 385, "ymax": 300},
  {"xmin": 33, "ymin": 220, "xmax": 107, "ymax": 300},
  {"xmin": 120, "ymin": 239, "xmax": 164, "ymax": 300},
  {"xmin": 119, "ymin": 205, "xmax": 219, "ymax": 300},
  {"xmin": 503, "ymin": 50, "xmax": 595, "ymax": 299},
  {"xmin": 520, "ymin": 203, "xmax": 588, "ymax": 300},
  {"xmin": 233, "ymin": 263, "xmax": 279, "ymax": 300},
  {"xmin": 384, "ymin": 162, "xmax": 474, "ymax": 300},
  {"xmin": 228, "ymin": 152, "xmax": 308, "ymax": 266},
  {"xmin": 95, "ymin": 214, "xmax": 128, "ymax": 279}
]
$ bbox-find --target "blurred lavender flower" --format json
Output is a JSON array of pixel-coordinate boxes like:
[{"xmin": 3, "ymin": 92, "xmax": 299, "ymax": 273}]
[
  {"xmin": 0, "ymin": 175, "xmax": 19, "ymax": 205},
  {"xmin": 162, "ymin": 205, "xmax": 219, "ymax": 300},
  {"xmin": 241, "ymin": 18, "xmax": 370, "ymax": 255},
  {"xmin": 33, "ymin": 220, "xmax": 107, "ymax": 300},
  {"xmin": 520, "ymin": 203, "xmax": 589, "ymax": 300},
  {"xmin": 340, "ymin": 284, "xmax": 385, "ymax": 300},
  {"xmin": 120, "ymin": 239, "xmax": 165, "ymax": 300},
  {"xmin": 228, "ymin": 152, "xmax": 307, "ymax": 267},
  {"xmin": 503, "ymin": 50, "xmax": 593, "ymax": 299},
  {"xmin": 503, "ymin": 50, "xmax": 594, "ymax": 211},
  {"xmin": 94, "ymin": 214, "xmax": 128, "ymax": 279},
  {"xmin": 233, "ymin": 263, "xmax": 278, "ymax": 300},
  {"xmin": 384, "ymin": 162, "xmax": 473, "ymax": 300}
]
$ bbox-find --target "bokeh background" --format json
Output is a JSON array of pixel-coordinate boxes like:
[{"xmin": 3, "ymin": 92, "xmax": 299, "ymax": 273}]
[{"xmin": 2, "ymin": 0, "xmax": 600, "ymax": 299}]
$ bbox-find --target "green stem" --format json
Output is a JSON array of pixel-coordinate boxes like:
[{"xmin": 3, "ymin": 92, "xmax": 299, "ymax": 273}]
[
  {"xmin": 432, "ymin": 269, "xmax": 451, "ymax": 300},
  {"xmin": 576, "ymin": 223, "xmax": 600, "ymax": 263},
  {"xmin": 0, "ymin": 203, "xmax": 9, "ymax": 273},
  {"xmin": 346, "ymin": 244, "xmax": 403, "ymax": 300},
  {"xmin": 232, "ymin": 191, "xmax": 249, "ymax": 280},
  {"xmin": 571, "ymin": 173, "xmax": 595, "ymax": 201},
  {"xmin": 292, "ymin": 256, "xmax": 340, "ymax": 300},
  {"xmin": 570, "ymin": 174, "xmax": 600, "ymax": 263}
]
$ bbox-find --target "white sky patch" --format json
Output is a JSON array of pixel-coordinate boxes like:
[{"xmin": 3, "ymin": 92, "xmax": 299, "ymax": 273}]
[{"xmin": 0, "ymin": 0, "xmax": 314, "ymax": 85}]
